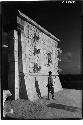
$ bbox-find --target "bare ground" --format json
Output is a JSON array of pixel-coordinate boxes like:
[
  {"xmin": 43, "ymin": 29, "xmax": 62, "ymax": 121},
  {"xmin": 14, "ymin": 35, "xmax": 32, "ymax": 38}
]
[{"xmin": 3, "ymin": 89, "xmax": 82, "ymax": 119}]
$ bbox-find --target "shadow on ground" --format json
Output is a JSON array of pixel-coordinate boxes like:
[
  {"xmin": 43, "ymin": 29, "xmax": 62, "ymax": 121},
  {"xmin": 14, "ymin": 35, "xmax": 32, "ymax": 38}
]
[{"xmin": 47, "ymin": 103, "xmax": 80, "ymax": 112}]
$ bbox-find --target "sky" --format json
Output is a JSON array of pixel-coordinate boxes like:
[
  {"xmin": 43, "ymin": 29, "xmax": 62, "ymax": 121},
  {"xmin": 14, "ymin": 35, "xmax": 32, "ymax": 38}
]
[{"xmin": 2, "ymin": 1, "xmax": 82, "ymax": 74}]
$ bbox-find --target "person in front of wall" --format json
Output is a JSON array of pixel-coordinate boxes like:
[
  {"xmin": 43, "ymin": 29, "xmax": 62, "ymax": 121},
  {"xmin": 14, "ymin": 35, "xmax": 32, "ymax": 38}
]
[{"xmin": 46, "ymin": 71, "xmax": 55, "ymax": 100}]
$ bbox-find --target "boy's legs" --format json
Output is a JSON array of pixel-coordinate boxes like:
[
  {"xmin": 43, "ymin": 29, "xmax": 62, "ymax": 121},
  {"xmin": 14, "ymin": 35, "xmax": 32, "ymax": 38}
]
[
  {"xmin": 51, "ymin": 88, "xmax": 54, "ymax": 99},
  {"xmin": 48, "ymin": 89, "xmax": 50, "ymax": 100}
]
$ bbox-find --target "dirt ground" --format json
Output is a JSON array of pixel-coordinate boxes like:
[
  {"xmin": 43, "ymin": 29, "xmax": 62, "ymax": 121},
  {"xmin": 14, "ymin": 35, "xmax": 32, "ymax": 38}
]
[
  {"xmin": 2, "ymin": 89, "xmax": 82, "ymax": 119},
  {"xmin": 35, "ymin": 89, "xmax": 82, "ymax": 119}
]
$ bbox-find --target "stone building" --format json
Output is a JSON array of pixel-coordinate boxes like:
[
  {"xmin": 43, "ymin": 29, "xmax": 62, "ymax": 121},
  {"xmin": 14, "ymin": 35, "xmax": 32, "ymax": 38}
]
[{"xmin": 7, "ymin": 11, "xmax": 62, "ymax": 101}]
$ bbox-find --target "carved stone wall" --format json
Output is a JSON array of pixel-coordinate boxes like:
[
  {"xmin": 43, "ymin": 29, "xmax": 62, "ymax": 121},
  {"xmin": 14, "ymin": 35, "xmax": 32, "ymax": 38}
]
[{"xmin": 13, "ymin": 11, "xmax": 63, "ymax": 101}]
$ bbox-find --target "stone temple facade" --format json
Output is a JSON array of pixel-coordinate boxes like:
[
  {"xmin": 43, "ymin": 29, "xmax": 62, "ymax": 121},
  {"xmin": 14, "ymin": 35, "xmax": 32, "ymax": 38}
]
[{"xmin": 8, "ymin": 11, "xmax": 62, "ymax": 101}]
